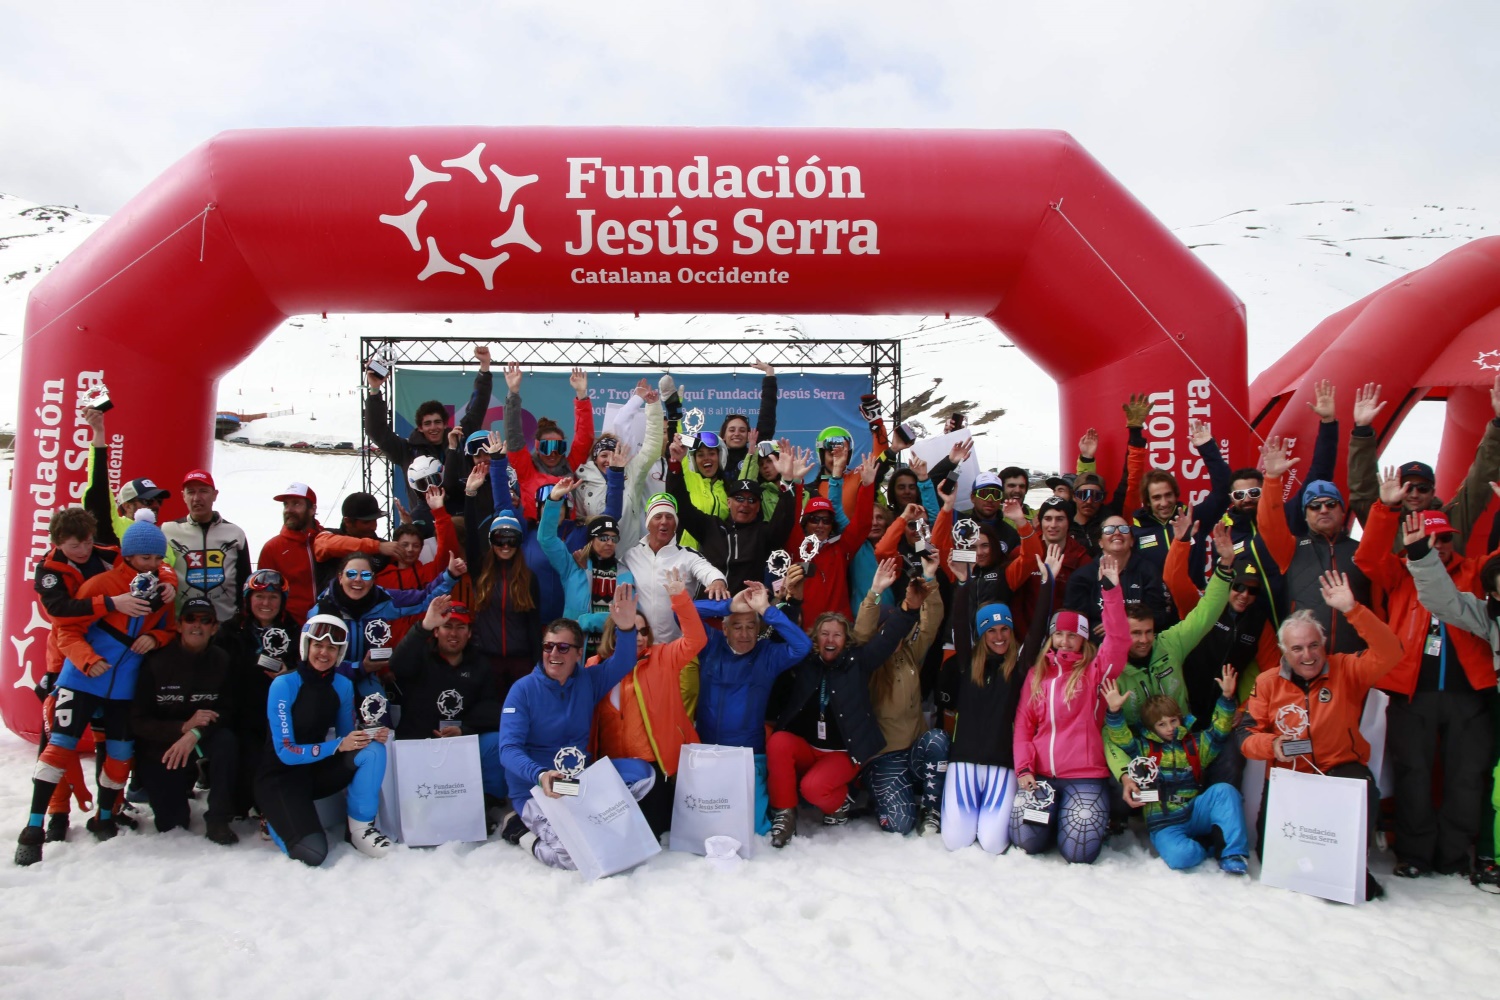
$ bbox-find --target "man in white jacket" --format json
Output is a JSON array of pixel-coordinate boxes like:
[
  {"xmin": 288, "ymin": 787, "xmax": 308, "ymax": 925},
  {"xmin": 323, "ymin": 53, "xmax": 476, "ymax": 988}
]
[{"xmin": 622, "ymin": 494, "xmax": 729, "ymax": 641}]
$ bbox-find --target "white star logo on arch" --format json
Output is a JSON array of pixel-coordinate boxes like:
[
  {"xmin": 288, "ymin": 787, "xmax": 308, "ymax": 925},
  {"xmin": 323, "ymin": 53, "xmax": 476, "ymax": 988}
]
[
  {"xmin": 378, "ymin": 142, "xmax": 541, "ymax": 290},
  {"xmin": 1475, "ymin": 350, "xmax": 1500, "ymax": 372}
]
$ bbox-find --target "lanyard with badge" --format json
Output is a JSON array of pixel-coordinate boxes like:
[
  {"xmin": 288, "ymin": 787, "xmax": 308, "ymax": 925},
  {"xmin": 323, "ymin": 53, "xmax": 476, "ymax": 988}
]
[{"xmin": 817, "ymin": 675, "xmax": 829, "ymax": 741}]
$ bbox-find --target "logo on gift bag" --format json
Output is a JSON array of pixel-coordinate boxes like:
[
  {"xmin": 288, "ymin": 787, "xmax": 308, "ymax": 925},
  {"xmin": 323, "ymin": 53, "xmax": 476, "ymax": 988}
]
[
  {"xmin": 588, "ymin": 801, "xmax": 631, "ymax": 826},
  {"xmin": 683, "ymin": 795, "xmax": 732, "ymax": 814},
  {"xmin": 1281, "ymin": 820, "xmax": 1340, "ymax": 846}
]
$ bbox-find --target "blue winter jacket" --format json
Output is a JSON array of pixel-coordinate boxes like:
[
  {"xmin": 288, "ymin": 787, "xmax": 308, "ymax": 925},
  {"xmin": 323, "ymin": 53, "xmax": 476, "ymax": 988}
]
[
  {"xmin": 310, "ymin": 574, "xmax": 456, "ymax": 711},
  {"xmin": 692, "ymin": 602, "xmax": 813, "ymax": 753},
  {"xmin": 538, "ymin": 475, "xmax": 625, "ymax": 632},
  {"xmin": 497, "ymin": 628, "xmax": 639, "ymax": 807},
  {"xmin": 265, "ymin": 665, "xmax": 355, "ymax": 765}
]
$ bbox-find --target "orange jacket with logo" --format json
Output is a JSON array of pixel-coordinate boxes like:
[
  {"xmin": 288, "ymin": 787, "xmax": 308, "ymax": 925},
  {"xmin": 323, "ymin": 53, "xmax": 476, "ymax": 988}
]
[
  {"xmin": 1242, "ymin": 602, "xmax": 1403, "ymax": 771},
  {"xmin": 590, "ymin": 590, "xmax": 707, "ymax": 776},
  {"xmin": 1353, "ymin": 502, "xmax": 1496, "ymax": 696}
]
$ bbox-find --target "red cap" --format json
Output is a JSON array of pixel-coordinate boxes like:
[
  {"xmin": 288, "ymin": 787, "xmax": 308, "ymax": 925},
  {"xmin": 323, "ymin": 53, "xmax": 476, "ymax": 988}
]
[
  {"xmin": 802, "ymin": 497, "xmax": 835, "ymax": 521},
  {"xmin": 446, "ymin": 603, "xmax": 473, "ymax": 625},
  {"xmin": 1421, "ymin": 511, "xmax": 1454, "ymax": 537},
  {"xmin": 274, "ymin": 482, "xmax": 317, "ymax": 506},
  {"xmin": 183, "ymin": 469, "xmax": 215, "ymax": 489}
]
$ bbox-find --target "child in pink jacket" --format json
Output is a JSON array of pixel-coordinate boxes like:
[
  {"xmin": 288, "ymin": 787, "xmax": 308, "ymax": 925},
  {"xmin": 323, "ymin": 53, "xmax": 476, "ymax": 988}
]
[{"xmin": 1011, "ymin": 554, "xmax": 1129, "ymax": 864}]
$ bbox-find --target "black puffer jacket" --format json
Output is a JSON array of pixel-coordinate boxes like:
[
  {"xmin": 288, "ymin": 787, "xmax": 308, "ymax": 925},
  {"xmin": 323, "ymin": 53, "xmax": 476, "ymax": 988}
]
[{"xmin": 389, "ymin": 623, "xmax": 502, "ymax": 740}]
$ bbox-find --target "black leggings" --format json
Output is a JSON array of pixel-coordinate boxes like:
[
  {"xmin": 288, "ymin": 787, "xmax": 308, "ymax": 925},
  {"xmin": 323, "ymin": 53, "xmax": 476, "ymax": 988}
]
[
  {"xmin": 256, "ymin": 753, "xmax": 359, "ymax": 867},
  {"xmin": 136, "ymin": 728, "xmax": 239, "ymax": 832}
]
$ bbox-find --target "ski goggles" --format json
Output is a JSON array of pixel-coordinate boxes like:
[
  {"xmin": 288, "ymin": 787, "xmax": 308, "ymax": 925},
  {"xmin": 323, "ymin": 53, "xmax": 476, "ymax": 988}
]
[
  {"xmin": 820, "ymin": 435, "xmax": 851, "ymax": 449},
  {"xmin": 463, "ymin": 431, "xmax": 492, "ymax": 458},
  {"xmin": 1229, "ymin": 487, "xmax": 1262, "ymax": 502},
  {"xmin": 756, "ymin": 440, "xmax": 781, "ymax": 458},
  {"xmin": 537, "ymin": 439, "xmax": 566, "ymax": 457},
  {"xmin": 1073, "ymin": 488, "xmax": 1104, "ymax": 501},
  {"xmin": 490, "ymin": 531, "xmax": 523, "ymax": 547},
  {"xmin": 410, "ymin": 470, "xmax": 443, "ymax": 491},
  {"xmin": 682, "ymin": 431, "xmax": 720, "ymax": 451},
  {"xmin": 972, "ymin": 488, "xmax": 1004, "ymax": 502},
  {"xmin": 304, "ymin": 619, "xmax": 350, "ymax": 645},
  {"xmin": 245, "ymin": 569, "xmax": 285, "ymax": 593}
]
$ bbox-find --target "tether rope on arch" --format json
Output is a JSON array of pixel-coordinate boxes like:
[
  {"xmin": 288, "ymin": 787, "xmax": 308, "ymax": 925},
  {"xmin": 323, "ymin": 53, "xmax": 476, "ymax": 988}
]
[{"xmin": 1048, "ymin": 199, "xmax": 1265, "ymax": 446}]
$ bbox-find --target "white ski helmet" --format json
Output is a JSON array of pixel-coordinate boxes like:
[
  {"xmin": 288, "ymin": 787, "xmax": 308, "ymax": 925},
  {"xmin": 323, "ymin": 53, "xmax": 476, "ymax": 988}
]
[
  {"xmin": 300, "ymin": 614, "xmax": 351, "ymax": 661},
  {"xmin": 407, "ymin": 455, "xmax": 443, "ymax": 493}
]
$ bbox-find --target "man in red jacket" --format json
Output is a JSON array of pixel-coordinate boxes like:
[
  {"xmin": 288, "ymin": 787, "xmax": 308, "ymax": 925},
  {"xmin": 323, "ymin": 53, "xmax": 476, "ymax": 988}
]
[
  {"xmin": 257, "ymin": 483, "xmax": 324, "ymax": 624},
  {"xmin": 1355, "ymin": 469, "xmax": 1498, "ymax": 879},
  {"xmin": 787, "ymin": 455, "xmax": 877, "ymax": 623}
]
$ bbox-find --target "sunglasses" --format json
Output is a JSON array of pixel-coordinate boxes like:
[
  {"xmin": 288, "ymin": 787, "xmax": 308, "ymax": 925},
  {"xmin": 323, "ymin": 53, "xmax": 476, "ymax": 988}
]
[
  {"xmin": 972, "ymin": 488, "xmax": 1004, "ymax": 502},
  {"xmin": 1432, "ymin": 532, "xmax": 1456, "ymax": 544},
  {"xmin": 1074, "ymin": 489, "xmax": 1104, "ymax": 501},
  {"xmin": 343, "ymin": 569, "xmax": 374, "ymax": 581},
  {"xmin": 1305, "ymin": 499, "xmax": 1341, "ymax": 512},
  {"xmin": 1230, "ymin": 488, "xmax": 1262, "ymax": 501},
  {"xmin": 1406, "ymin": 482, "xmax": 1434, "ymax": 494},
  {"xmin": 182, "ymin": 613, "xmax": 217, "ymax": 625},
  {"xmin": 1231, "ymin": 583, "xmax": 1260, "ymax": 595},
  {"xmin": 730, "ymin": 494, "xmax": 759, "ymax": 504},
  {"xmin": 593, "ymin": 533, "xmax": 620, "ymax": 543},
  {"xmin": 1100, "ymin": 524, "xmax": 1132, "ymax": 536},
  {"xmin": 806, "ymin": 514, "xmax": 834, "ymax": 525},
  {"xmin": 541, "ymin": 641, "xmax": 578, "ymax": 654}
]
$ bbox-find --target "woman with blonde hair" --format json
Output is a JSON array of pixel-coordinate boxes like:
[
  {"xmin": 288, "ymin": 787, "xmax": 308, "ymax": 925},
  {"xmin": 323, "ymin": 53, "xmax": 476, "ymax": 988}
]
[
  {"xmin": 590, "ymin": 567, "xmax": 707, "ymax": 834},
  {"xmin": 1010, "ymin": 553, "xmax": 1130, "ymax": 864}
]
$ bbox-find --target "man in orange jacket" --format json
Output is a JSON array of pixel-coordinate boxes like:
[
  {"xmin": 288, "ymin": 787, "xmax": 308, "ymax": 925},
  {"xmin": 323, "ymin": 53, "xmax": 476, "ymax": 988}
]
[
  {"xmin": 16, "ymin": 516, "xmax": 178, "ymax": 865},
  {"xmin": 1242, "ymin": 568, "xmax": 1403, "ymax": 900},
  {"xmin": 1356, "ymin": 468, "xmax": 1498, "ymax": 879},
  {"xmin": 257, "ymin": 482, "xmax": 326, "ymax": 624},
  {"xmin": 590, "ymin": 568, "xmax": 708, "ymax": 835}
]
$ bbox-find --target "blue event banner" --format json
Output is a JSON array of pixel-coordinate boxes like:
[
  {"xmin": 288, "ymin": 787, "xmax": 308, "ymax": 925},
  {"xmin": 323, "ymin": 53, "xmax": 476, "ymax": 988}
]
[{"xmin": 390, "ymin": 369, "xmax": 872, "ymax": 453}]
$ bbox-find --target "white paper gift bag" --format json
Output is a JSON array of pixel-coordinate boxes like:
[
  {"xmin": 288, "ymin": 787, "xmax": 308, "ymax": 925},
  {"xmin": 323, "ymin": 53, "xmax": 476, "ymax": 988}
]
[
  {"xmin": 386, "ymin": 736, "xmax": 487, "ymax": 847},
  {"xmin": 533, "ymin": 755, "xmax": 661, "ymax": 880},
  {"xmin": 1259, "ymin": 766, "xmax": 1367, "ymax": 905},
  {"xmin": 669, "ymin": 744, "xmax": 756, "ymax": 858}
]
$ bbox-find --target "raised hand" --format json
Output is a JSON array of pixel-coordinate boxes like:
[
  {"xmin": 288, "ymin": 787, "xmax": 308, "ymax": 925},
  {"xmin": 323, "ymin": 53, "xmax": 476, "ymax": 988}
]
[
  {"xmin": 745, "ymin": 582, "xmax": 771, "ymax": 614},
  {"xmin": 1212, "ymin": 521, "xmax": 1236, "ymax": 566},
  {"xmin": 662, "ymin": 566, "xmax": 685, "ymax": 596},
  {"xmin": 504, "ymin": 361, "xmax": 523, "ymax": 394},
  {"xmin": 569, "ymin": 366, "xmax": 589, "ymax": 397},
  {"xmin": 1078, "ymin": 426, "xmax": 1099, "ymax": 461},
  {"xmin": 949, "ymin": 551, "xmax": 972, "ymax": 582},
  {"xmin": 790, "ymin": 445, "xmax": 815, "ymax": 480},
  {"xmin": 668, "ymin": 433, "xmax": 688, "ymax": 463},
  {"xmin": 609, "ymin": 583, "xmax": 638, "ymax": 629},
  {"xmin": 1043, "ymin": 542, "xmax": 1064, "ymax": 581},
  {"xmin": 395, "ymin": 498, "xmax": 411, "ymax": 526},
  {"xmin": 1101, "ymin": 677, "xmax": 1128, "ymax": 713},
  {"xmin": 948, "ymin": 438, "xmax": 974, "ymax": 465},
  {"xmin": 425, "ymin": 484, "xmax": 445, "ymax": 511},
  {"xmin": 828, "ymin": 448, "xmax": 849, "ymax": 477},
  {"xmin": 872, "ymin": 557, "xmax": 901, "ymax": 593},
  {"xmin": 1217, "ymin": 665, "xmax": 1239, "ymax": 699},
  {"xmin": 423, "ymin": 593, "xmax": 454, "ymax": 630},
  {"xmin": 1352, "ymin": 382, "xmax": 1386, "ymax": 427},
  {"xmin": 485, "ymin": 429, "xmax": 505, "ymax": 455},
  {"xmin": 549, "ymin": 476, "xmax": 579, "ymax": 500},
  {"xmin": 447, "ymin": 552, "xmax": 467, "ymax": 577},
  {"xmin": 1402, "ymin": 511, "xmax": 1427, "ymax": 548},
  {"xmin": 1259, "ymin": 435, "xmax": 1298, "ymax": 479},
  {"xmin": 465, "ymin": 463, "xmax": 488, "ymax": 495},
  {"xmin": 1099, "ymin": 553, "xmax": 1121, "ymax": 588},
  {"xmin": 609, "ymin": 441, "xmax": 634, "ymax": 469},
  {"xmin": 902, "ymin": 502, "xmax": 925, "ymax": 524},
  {"xmin": 1378, "ymin": 465, "xmax": 1409, "ymax": 508},
  {"xmin": 1122, "ymin": 393, "xmax": 1150, "ymax": 429},
  {"xmin": 858, "ymin": 452, "xmax": 878, "ymax": 486},
  {"xmin": 633, "ymin": 378, "xmax": 650, "ymax": 400},
  {"xmin": 1307, "ymin": 378, "xmax": 1335, "ymax": 422},
  {"xmin": 1318, "ymin": 570, "xmax": 1356, "ymax": 613},
  {"xmin": 908, "ymin": 455, "xmax": 929, "ymax": 480},
  {"xmin": 783, "ymin": 563, "xmax": 805, "ymax": 600},
  {"xmin": 750, "ymin": 360, "xmax": 775, "ymax": 376},
  {"xmin": 1188, "ymin": 418, "xmax": 1212, "ymax": 450},
  {"xmin": 1170, "ymin": 504, "xmax": 1195, "ymax": 543},
  {"xmin": 728, "ymin": 586, "xmax": 752, "ymax": 614},
  {"xmin": 474, "ymin": 344, "xmax": 492, "ymax": 371},
  {"xmin": 447, "ymin": 427, "xmax": 464, "ymax": 450},
  {"xmin": 1002, "ymin": 497, "xmax": 1025, "ymax": 526}
]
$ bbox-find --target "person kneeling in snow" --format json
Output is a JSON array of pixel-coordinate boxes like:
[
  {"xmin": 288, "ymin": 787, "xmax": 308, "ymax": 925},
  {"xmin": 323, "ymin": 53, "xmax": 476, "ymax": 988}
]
[
  {"xmin": 497, "ymin": 586, "xmax": 652, "ymax": 870},
  {"xmin": 1102, "ymin": 670, "xmax": 1249, "ymax": 874},
  {"xmin": 256, "ymin": 615, "xmax": 393, "ymax": 865}
]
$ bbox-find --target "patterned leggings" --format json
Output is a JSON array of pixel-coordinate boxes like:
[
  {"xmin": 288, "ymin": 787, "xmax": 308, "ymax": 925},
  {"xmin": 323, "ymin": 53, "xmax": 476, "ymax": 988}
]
[
  {"xmin": 1010, "ymin": 777, "xmax": 1110, "ymax": 864},
  {"xmin": 865, "ymin": 729, "xmax": 951, "ymax": 834}
]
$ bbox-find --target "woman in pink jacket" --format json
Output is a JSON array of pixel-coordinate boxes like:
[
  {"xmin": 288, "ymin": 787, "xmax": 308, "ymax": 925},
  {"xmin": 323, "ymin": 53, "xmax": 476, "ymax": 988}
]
[{"xmin": 1010, "ymin": 553, "xmax": 1129, "ymax": 864}]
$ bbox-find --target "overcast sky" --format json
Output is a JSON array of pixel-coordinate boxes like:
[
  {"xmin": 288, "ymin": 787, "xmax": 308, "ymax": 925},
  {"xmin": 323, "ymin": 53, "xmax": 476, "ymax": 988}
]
[{"xmin": 3, "ymin": 2, "xmax": 1497, "ymax": 227}]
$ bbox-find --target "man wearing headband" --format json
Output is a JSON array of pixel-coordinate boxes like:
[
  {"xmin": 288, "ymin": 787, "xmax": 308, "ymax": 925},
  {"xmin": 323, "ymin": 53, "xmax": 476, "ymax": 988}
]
[
  {"xmin": 502, "ymin": 362, "xmax": 596, "ymax": 521},
  {"xmin": 1358, "ymin": 473, "xmax": 1500, "ymax": 882},
  {"xmin": 1258, "ymin": 437, "xmax": 1373, "ymax": 654},
  {"xmin": 365, "ymin": 343, "xmax": 492, "ymax": 516},
  {"xmin": 621, "ymin": 493, "xmax": 730, "ymax": 641}
]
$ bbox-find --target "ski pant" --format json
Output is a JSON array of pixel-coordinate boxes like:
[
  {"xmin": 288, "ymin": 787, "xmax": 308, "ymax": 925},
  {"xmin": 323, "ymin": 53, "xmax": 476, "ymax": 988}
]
[
  {"xmin": 766, "ymin": 731, "xmax": 861, "ymax": 814},
  {"xmin": 257, "ymin": 743, "xmax": 387, "ymax": 867},
  {"xmin": 477, "ymin": 731, "xmax": 508, "ymax": 800},
  {"xmin": 31, "ymin": 688, "xmax": 131, "ymax": 821},
  {"xmin": 1010, "ymin": 777, "xmax": 1110, "ymax": 864},
  {"xmin": 135, "ymin": 728, "xmax": 238, "ymax": 832},
  {"xmin": 942, "ymin": 762, "xmax": 1017, "ymax": 854},
  {"xmin": 232, "ymin": 730, "xmax": 266, "ymax": 818},
  {"xmin": 519, "ymin": 758, "xmax": 655, "ymax": 871},
  {"xmin": 865, "ymin": 729, "xmax": 950, "ymax": 834},
  {"xmin": 1387, "ymin": 688, "xmax": 1494, "ymax": 871},
  {"xmin": 1149, "ymin": 783, "xmax": 1249, "ymax": 870}
]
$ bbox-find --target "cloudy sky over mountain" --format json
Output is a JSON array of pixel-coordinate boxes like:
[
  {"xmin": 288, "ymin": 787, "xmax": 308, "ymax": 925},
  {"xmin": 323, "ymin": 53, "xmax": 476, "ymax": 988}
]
[{"xmin": 3, "ymin": 2, "xmax": 1496, "ymax": 224}]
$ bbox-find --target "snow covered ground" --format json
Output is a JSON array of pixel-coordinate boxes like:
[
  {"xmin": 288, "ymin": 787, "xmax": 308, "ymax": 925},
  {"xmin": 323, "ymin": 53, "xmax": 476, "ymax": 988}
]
[
  {"xmin": 1, "ymin": 726, "xmax": 1497, "ymax": 1000},
  {"xmin": 4, "ymin": 191, "xmax": 1500, "ymax": 997}
]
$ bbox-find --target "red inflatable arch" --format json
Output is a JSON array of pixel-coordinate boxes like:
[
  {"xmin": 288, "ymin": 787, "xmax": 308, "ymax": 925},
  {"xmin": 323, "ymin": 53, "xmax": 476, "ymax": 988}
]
[
  {"xmin": 1251, "ymin": 237, "xmax": 1500, "ymax": 548},
  {"xmin": 4, "ymin": 127, "xmax": 1247, "ymax": 739}
]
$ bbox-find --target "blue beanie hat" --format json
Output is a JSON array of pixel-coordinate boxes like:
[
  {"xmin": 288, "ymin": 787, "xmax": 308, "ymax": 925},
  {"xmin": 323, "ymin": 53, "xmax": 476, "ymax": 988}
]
[
  {"xmin": 485, "ymin": 510, "xmax": 524, "ymax": 539},
  {"xmin": 1301, "ymin": 480, "xmax": 1344, "ymax": 507},
  {"xmin": 974, "ymin": 603, "xmax": 1014, "ymax": 637},
  {"xmin": 121, "ymin": 519, "xmax": 167, "ymax": 558}
]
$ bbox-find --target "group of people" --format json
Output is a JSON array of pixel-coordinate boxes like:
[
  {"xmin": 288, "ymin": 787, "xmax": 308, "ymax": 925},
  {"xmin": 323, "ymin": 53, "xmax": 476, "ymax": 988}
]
[{"xmin": 15, "ymin": 347, "xmax": 1500, "ymax": 902}]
